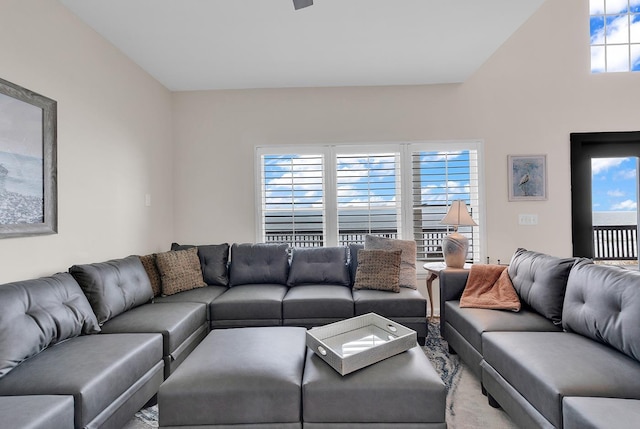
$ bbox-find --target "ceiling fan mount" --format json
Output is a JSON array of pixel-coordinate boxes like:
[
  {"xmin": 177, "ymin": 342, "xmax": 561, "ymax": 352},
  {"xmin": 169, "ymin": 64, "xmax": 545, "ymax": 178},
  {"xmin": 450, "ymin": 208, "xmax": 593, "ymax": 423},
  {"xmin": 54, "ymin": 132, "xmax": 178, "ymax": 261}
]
[{"xmin": 293, "ymin": 0, "xmax": 313, "ymax": 10}]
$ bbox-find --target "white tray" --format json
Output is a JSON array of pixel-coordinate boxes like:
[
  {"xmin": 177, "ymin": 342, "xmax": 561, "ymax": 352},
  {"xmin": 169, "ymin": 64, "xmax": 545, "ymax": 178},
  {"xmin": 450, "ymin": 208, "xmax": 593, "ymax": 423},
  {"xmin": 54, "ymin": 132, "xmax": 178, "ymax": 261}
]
[{"xmin": 306, "ymin": 313, "xmax": 417, "ymax": 376}]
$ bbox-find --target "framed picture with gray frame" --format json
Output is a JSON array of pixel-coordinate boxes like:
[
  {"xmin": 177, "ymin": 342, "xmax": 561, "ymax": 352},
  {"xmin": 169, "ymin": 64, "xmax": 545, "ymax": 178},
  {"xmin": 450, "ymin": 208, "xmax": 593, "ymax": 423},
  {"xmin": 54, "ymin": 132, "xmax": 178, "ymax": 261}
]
[
  {"xmin": 0, "ymin": 77, "xmax": 57, "ymax": 238},
  {"xmin": 508, "ymin": 154, "xmax": 547, "ymax": 201}
]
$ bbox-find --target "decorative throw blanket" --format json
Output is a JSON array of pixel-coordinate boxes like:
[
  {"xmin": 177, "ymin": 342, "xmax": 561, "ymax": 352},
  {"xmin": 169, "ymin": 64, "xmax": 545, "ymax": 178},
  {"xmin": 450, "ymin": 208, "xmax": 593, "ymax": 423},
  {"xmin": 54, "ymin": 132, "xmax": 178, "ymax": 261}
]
[{"xmin": 460, "ymin": 264, "xmax": 521, "ymax": 312}]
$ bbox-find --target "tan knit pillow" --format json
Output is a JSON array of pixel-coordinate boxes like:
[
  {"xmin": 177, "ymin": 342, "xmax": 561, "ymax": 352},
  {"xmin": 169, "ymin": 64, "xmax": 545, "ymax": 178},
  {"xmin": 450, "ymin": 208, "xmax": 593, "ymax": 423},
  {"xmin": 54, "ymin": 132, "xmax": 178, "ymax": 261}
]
[
  {"xmin": 139, "ymin": 254, "xmax": 162, "ymax": 297},
  {"xmin": 353, "ymin": 249, "xmax": 401, "ymax": 293},
  {"xmin": 155, "ymin": 248, "xmax": 206, "ymax": 296}
]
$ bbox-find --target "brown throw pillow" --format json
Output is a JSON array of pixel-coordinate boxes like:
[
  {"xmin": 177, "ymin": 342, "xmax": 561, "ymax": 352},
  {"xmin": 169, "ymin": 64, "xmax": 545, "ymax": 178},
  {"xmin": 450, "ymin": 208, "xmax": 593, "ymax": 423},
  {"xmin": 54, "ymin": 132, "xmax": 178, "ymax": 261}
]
[
  {"xmin": 353, "ymin": 249, "xmax": 401, "ymax": 293},
  {"xmin": 139, "ymin": 254, "xmax": 162, "ymax": 297},
  {"xmin": 155, "ymin": 247, "xmax": 206, "ymax": 296}
]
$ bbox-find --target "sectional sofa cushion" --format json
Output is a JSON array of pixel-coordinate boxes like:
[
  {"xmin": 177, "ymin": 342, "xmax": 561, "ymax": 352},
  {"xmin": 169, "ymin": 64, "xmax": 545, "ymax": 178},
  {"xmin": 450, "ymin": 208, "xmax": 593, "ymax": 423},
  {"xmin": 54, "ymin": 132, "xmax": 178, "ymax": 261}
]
[
  {"xmin": 287, "ymin": 246, "xmax": 350, "ymax": 286},
  {"xmin": 482, "ymin": 331, "xmax": 640, "ymax": 429},
  {"xmin": 139, "ymin": 254, "xmax": 162, "ymax": 297},
  {"xmin": 70, "ymin": 256, "xmax": 154, "ymax": 325},
  {"xmin": 353, "ymin": 249, "xmax": 401, "ymax": 292},
  {"xmin": 0, "ymin": 333, "xmax": 163, "ymax": 429},
  {"xmin": 210, "ymin": 284, "xmax": 288, "ymax": 326},
  {"xmin": 563, "ymin": 397, "xmax": 640, "ymax": 429},
  {"xmin": 155, "ymin": 248, "xmax": 206, "ymax": 296},
  {"xmin": 0, "ymin": 395, "xmax": 74, "ymax": 429},
  {"xmin": 171, "ymin": 242, "xmax": 230, "ymax": 286},
  {"xmin": 229, "ymin": 243, "xmax": 290, "ymax": 286},
  {"xmin": 507, "ymin": 248, "xmax": 577, "ymax": 325},
  {"xmin": 0, "ymin": 273, "xmax": 100, "ymax": 378},
  {"xmin": 563, "ymin": 261, "xmax": 640, "ymax": 361}
]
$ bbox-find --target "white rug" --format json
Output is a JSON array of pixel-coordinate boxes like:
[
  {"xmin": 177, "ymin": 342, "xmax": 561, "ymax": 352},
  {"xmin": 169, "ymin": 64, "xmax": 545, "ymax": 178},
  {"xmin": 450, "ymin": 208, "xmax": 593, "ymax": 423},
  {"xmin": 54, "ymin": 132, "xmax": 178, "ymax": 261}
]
[{"xmin": 124, "ymin": 321, "xmax": 517, "ymax": 428}]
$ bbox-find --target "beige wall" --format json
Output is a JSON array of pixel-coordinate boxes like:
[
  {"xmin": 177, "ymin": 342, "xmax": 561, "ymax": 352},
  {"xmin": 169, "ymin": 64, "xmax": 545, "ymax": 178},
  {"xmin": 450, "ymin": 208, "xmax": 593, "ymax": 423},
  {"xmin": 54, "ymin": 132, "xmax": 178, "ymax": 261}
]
[
  {"xmin": 172, "ymin": 0, "xmax": 640, "ymax": 264},
  {"xmin": 0, "ymin": 0, "xmax": 174, "ymax": 283}
]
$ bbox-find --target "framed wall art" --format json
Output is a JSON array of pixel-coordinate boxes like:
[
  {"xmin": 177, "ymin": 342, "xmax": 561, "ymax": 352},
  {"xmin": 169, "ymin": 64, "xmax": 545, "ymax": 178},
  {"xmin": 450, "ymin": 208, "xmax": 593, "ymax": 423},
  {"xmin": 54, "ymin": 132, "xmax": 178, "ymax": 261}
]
[
  {"xmin": 508, "ymin": 154, "xmax": 547, "ymax": 201},
  {"xmin": 0, "ymin": 77, "xmax": 57, "ymax": 238}
]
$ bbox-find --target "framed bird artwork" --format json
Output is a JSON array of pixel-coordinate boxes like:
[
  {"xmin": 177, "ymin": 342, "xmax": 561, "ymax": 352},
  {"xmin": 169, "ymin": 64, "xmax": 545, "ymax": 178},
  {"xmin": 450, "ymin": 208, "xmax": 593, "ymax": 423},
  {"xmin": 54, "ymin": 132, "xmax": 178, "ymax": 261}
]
[{"xmin": 508, "ymin": 155, "xmax": 547, "ymax": 201}]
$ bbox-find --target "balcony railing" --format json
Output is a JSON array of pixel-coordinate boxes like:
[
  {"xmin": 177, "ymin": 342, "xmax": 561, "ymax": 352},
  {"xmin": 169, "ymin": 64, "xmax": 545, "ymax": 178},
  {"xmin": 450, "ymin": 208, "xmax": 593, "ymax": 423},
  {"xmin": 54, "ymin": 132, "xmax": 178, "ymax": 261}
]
[
  {"xmin": 265, "ymin": 227, "xmax": 473, "ymax": 262},
  {"xmin": 593, "ymin": 225, "xmax": 638, "ymax": 261}
]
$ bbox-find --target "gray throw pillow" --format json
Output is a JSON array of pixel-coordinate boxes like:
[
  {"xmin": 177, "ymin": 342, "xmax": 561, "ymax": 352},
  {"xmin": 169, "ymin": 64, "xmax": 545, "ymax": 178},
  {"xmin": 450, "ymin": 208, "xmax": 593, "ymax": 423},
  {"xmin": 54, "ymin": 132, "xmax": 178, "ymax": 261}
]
[
  {"xmin": 229, "ymin": 243, "xmax": 290, "ymax": 286},
  {"xmin": 348, "ymin": 244, "xmax": 364, "ymax": 285},
  {"xmin": 353, "ymin": 249, "xmax": 401, "ymax": 293},
  {"xmin": 171, "ymin": 242, "xmax": 230, "ymax": 286},
  {"xmin": 70, "ymin": 255, "xmax": 154, "ymax": 325},
  {"xmin": 365, "ymin": 235, "xmax": 417, "ymax": 289},
  {"xmin": 0, "ymin": 273, "xmax": 100, "ymax": 377},
  {"xmin": 287, "ymin": 246, "xmax": 350, "ymax": 286},
  {"xmin": 507, "ymin": 248, "xmax": 577, "ymax": 325}
]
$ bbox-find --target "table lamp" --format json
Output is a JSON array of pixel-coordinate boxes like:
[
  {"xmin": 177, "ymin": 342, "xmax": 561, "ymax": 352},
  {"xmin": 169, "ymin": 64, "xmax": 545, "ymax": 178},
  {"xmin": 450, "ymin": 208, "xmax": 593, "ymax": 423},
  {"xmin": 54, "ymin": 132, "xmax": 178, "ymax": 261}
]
[{"xmin": 440, "ymin": 200, "xmax": 477, "ymax": 268}]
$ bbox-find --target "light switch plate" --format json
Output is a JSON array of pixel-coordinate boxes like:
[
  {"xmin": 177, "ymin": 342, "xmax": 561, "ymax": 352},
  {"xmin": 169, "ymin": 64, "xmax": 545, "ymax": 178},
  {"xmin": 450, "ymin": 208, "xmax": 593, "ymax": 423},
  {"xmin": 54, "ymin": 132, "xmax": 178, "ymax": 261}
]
[{"xmin": 518, "ymin": 214, "xmax": 538, "ymax": 225}]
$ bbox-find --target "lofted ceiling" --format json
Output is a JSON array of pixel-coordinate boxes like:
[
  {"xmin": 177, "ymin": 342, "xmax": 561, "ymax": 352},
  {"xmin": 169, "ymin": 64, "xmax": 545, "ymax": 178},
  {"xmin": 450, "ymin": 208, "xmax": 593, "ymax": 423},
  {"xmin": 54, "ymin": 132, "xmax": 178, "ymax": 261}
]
[{"xmin": 59, "ymin": 0, "xmax": 546, "ymax": 91}]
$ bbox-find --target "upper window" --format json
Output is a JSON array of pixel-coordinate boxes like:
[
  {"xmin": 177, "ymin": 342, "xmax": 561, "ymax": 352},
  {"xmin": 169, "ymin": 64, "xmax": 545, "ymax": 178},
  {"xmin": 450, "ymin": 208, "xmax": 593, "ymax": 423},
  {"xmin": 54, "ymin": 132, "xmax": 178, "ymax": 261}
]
[
  {"xmin": 256, "ymin": 142, "xmax": 484, "ymax": 263},
  {"xmin": 590, "ymin": 0, "xmax": 640, "ymax": 73}
]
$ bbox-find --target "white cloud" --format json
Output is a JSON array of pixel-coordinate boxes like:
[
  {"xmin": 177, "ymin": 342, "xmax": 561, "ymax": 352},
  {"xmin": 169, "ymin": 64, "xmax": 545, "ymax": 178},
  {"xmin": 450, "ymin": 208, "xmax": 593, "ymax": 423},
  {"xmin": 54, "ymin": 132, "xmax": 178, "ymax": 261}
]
[
  {"xmin": 608, "ymin": 189, "xmax": 625, "ymax": 197},
  {"xmin": 611, "ymin": 199, "xmax": 638, "ymax": 210},
  {"xmin": 590, "ymin": 0, "xmax": 640, "ymax": 15},
  {"xmin": 616, "ymin": 168, "xmax": 637, "ymax": 180},
  {"xmin": 591, "ymin": 157, "xmax": 627, "ymax": 174},
  {"xmin": 590, "ymin": 5, "xmax": 640, "ymax": 72}
]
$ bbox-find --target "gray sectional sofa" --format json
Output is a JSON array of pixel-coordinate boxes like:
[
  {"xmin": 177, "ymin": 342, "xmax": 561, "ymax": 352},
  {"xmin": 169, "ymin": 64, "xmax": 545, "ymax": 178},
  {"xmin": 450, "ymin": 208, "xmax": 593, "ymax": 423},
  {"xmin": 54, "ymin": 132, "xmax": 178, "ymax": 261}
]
[
  {"xmin": 0, "ymin": 241, "xmax": 427, "ymax": 429},
  {"xmin": 439, "ymin": 248, "xmax": 640, "ymax": 429}
]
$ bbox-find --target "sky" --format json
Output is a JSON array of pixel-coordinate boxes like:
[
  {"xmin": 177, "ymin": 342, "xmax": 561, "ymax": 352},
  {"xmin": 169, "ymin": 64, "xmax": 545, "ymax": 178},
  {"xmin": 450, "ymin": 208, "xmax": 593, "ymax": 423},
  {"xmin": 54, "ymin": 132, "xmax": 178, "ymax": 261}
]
[
  {"xmin": 590, "ymin": 0, "xmax": 640, "ymax": 72},
  {"xmin": 592, "ymin": 157, "xmax": 638, "ymax": 211}
]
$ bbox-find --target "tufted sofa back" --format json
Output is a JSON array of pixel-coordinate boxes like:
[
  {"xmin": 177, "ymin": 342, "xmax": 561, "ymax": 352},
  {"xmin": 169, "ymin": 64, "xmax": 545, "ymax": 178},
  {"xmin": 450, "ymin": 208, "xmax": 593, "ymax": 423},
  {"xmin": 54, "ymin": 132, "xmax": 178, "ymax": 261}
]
[
  {"xmin": 0, "ymin": 273, "xmax": 100, "ymax": 378},
  {"xmin": 70, "ymin": 255, "xmax": 154, "ymax": 325},
  {"xmin": 507, "ymin": 248, "xmax": 580, "ymax": 325},
  {"xmin": 563, "ymin": 260, "xmax": 640, "ymax": 362}
]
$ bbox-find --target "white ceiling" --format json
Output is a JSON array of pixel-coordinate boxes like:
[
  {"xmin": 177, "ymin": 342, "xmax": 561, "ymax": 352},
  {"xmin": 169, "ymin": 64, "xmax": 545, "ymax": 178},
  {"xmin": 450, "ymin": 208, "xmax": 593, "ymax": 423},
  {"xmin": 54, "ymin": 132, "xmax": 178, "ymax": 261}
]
[{"xmin": 59, "ymin": 0, "xmax": 546, "ymax": 91}]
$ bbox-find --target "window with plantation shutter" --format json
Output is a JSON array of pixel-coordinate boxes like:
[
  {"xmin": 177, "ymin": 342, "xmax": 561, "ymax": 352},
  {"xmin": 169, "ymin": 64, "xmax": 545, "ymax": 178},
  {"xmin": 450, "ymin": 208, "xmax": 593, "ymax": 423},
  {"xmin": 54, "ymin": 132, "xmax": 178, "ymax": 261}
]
[
  {"xmin": 336, "ymin": 151, "xmax": 401, "ymax": 245},
  {"xmin": 256, "ymin": 141, "xmax": 483, "ymax": 262},
  {"xmin": 410, "ymin": 147, "xmax": 481, "ymax": 262},
  {"xmin": 260, "ymin": 153, "xmax": 325, "ymax": 247}
]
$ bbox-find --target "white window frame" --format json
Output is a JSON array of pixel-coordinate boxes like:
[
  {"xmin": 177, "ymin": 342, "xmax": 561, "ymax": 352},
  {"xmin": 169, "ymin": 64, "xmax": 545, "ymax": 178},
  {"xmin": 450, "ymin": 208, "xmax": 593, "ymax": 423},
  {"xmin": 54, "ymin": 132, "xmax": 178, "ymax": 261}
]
[{"xmin": 255, "ymin": 141, "xmax": 485, "ymax": 262}]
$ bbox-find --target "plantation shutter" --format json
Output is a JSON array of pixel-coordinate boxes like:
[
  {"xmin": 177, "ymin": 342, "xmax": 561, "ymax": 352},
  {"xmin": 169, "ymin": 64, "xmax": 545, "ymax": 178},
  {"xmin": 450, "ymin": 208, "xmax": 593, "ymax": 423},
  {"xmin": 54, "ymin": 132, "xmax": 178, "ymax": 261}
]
[
  {"xmin": 260, "ymin": 153, "xmax": 325, "ymax": 247},
  {"xmin": 336, "ymin": 152, "xmax": 401, "ymax": 245},
  {"xmin": 411, "ymin": 149, "xmax": 480, "ymax": 262}
]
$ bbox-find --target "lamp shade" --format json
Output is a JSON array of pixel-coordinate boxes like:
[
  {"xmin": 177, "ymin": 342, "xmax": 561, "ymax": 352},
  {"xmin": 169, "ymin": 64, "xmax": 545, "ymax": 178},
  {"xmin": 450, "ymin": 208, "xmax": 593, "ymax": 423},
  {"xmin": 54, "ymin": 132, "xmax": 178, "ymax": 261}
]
[{"xmin": 440, "ymin": 200, "xmax": 477, "ymax": 227}]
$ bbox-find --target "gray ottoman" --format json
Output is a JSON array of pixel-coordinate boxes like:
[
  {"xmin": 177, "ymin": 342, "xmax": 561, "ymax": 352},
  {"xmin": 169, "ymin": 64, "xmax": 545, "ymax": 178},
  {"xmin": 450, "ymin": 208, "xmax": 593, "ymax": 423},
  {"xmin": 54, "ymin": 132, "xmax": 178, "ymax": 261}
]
[
  {"xmin": 159, "ymin": 326, "xmax": 446, "ymax": 429},
  {"xmin": 158, "ymin": 326, "xmax": 307, "ymax": 429},
  {"xmin": 303, "ymin": 346, "xmax": 447, "ymax": 428}
]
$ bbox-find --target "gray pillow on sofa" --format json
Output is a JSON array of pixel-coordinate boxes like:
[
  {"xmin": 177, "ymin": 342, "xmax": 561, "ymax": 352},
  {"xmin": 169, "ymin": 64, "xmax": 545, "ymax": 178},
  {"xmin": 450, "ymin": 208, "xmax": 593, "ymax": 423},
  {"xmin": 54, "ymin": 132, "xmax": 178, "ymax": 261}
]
[
  {"xmin": 563, "ymin": 260, "xmax": 640, "ymax": 361},
  {"xmin": 70, "ymin": 255, "xmax": 154, "ymax": 325},
  {"xmin": 229, "ymin": 243, "xmax": 290, "ymax": 286},
  {"xmin": 0, "ymin": 273, "xmax": 100, "ymax": 378},
  {"xmin": 171, "ymin": 242, "xmax": 230, "ymax": 286},
  {"xmin": 507, "ymin": 248, "xmax": 577, "ymax": 325},
  {"xmin": 365, "ymin": 235, "xmax": 417, "ymax": 289},
  {"xmin": 287, "ymin": 246, "xmax": 350, "ymax": 286}
]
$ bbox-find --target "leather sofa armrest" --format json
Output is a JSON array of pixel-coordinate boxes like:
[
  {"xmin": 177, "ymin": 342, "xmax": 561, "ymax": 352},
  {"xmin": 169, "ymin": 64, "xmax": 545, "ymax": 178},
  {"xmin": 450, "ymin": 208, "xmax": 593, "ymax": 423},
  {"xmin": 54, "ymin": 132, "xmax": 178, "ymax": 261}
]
[
  {"xmin": 439, "ymin": 270, "xmax": 469, "ymax": 302},
  {"xmin": 439, "ymin": 270, "xmax": 469, "ymax": 338}
]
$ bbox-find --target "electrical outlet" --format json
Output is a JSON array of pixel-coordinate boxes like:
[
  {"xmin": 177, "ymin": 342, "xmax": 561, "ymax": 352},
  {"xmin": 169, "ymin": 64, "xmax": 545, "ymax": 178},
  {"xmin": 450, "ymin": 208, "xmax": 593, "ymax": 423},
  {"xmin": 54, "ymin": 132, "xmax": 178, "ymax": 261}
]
[
  {"xmin": 518, "ymin": 214, "xmax": 538, "ymax": 225},
  {"xmin": 145, "ymin": 194, "xmax": 152, "ymax": 207}
]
